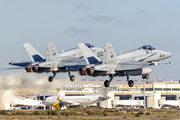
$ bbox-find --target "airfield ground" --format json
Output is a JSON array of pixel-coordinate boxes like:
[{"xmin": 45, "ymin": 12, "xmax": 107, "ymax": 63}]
[{"xmin": 0, "ymin": 107, "xmax": 180, "ymax": 120}]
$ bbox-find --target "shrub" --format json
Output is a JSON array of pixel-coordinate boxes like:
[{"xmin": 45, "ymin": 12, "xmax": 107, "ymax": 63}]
[
  {"xmin": 113, "ymin": 112, "xmax": 121, "ymax": 115},
  {"xmin": 146, "ymin": 112, "xmax": 151, "ymax": 115},
  {"xmin": 33, "ymin": 111, "xmax": 45, "ymax": 115},
  {"xmin": 61, "ymin": 110, "xmax": 77, "ymax": 115},
  {"xmin": 103, "ymin": 112, "xmax": 107, "ymax": 116},
  {"xmin": 65, "ymin": 112, "xmax": 68, "ymax": 117},
  {"xmin": 127, "ymin": 110, "xmax": 132, "ymax": 113},
  {"xmin": 135, "ymin": 114, "xmax": 140, "ymax": 117},
  {"xmin": 0, "ymin": 110, "xmax": 7, "ymax": 115},
  {"xmin": 46, "ymin": 110, "xmax": 58, "ymax": 115},
  {"xmin": 131, "ymin": 112, "xmax": 135, "ymax": 115},
  {"xmin": 15, "ymin": 111, "xmax": 26, "ymax": 115},
  {"xmin": 138, "ymin": 111, "xmax": 144, "ymax": 115},
  {"xmin": 12, "ymin": 113, "xmax": 16, "ymax": 115},
  {"xmin": 85, "ymin": 110, "xmax": 93, "ymax": 115},
  {"xmin": 104, "ymin": 108, "xmax": 119, "ymax": 112}
]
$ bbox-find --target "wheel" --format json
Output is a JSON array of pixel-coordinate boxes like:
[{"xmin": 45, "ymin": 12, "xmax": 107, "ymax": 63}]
[
  {"xmin": 48, "ymin": 76, "xmax": 53, "ymax": 82},
  {"xmin": 142, "ymin": 74, "xmax": 146, "ymax": 79},
  {"xmin": 128, "ymin": 80, "xmax": 134, "ymax": 87},
  {"xmin": 104, "ymin": 80, "xmax": 110, "ymax": 87},
  {"xmin": 145, "ymin": 74, "xmax": 149, "ymax": 79},
  {"xmin": 70, "ymin": 75, "xmax": 75, "ymax": 82}
]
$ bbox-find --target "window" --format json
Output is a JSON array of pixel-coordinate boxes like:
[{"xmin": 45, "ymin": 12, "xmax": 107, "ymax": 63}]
[
  {"xmin": 154, "ymin": 88, "xmax": 162, "ymax": 91},
  {"xmin": 163, "ymin": 88, "xmax": 171, "ymax": 91},
  {"xmin": 138, "ymin": 45, "xmax": 156, "ymax": 50},
  {"xmin": 172, "ymin": 88, "xmax": 180, "ymax": 91},
  {"xmin": 141, "ymin": 88, "xmax": 153, "ymax": 91}
]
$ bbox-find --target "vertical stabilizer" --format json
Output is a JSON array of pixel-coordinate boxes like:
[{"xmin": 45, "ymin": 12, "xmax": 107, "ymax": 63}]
[
  {"xmin": 78, "ymin": 43, "xmax": 101, "ymax": 65},
  {"xmin": 97, "ymin": 85, "xmax": 108, "ymax": 97},
  {"xmin": 46, "ymin": 42, "xmax": 60, "ymax": 62},
  {"xmin": 102, "ymin": 43, "xmax": 118, "ymax": 64},
  {"xmin": 23, "ymin": 43, "xmax": 45, "ymax": 62}
]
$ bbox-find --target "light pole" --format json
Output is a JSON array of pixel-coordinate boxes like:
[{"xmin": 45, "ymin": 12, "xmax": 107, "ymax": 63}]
[{"xmin": 143, "ymin": 79, "xmax": 146, "ymax": 109}]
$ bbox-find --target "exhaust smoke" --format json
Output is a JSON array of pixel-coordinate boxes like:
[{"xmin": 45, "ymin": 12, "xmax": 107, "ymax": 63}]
[{"xmin": 0, "ymin": 73, "xmax": 81, "ymax": 110}]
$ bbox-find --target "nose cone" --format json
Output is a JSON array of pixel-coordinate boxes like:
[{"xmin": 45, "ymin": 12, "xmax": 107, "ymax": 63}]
[
  {"xmin": 42, "ymin": 99, "xmax": 46, "ymax": 105},
  {"xmin": 167, "ymin": 52, "xmax": 173, "ymax": 58}
]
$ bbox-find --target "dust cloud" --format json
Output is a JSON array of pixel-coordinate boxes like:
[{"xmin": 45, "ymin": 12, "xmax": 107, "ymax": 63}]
[{"xmin": 0, "ymin": 73, "xmax": 80, "ymax": 110}]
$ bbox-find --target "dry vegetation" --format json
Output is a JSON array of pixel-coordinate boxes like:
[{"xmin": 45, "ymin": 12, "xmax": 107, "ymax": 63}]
[{"xmin": 0, "ymin": 107, "xmax": 179, "ymax": 120}]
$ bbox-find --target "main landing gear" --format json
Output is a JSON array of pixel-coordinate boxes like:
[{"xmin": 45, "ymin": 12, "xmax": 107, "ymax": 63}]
[
  {"xmin": 68, "ymin": 71, "xmax": 75, "ymax": 82},
  {"xmin": 49, "ymin": 72, "xmax": 56, "ymax": 82},
  {"xmin": 142, "ymin": 74, "xmax": 149, "ymax": 79},
  {"xmin": 126, "ymin": 75, "xmax": 134, "ymax": 87},
  {"xmin": 48, "ymin": 71, "xmax": 75, "ymax": 82},
  {"xmin": 104, "ymin": 77, "xmax": 113, "ymax": 87}
]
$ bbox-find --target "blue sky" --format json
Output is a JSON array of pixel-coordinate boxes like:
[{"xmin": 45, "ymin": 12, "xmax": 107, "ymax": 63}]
[{"xmin": 0, "ymin": 0, "xmax": 179, "ymax": 81}]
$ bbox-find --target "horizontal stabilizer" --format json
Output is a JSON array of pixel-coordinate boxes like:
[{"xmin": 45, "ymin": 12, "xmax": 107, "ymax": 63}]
[
  {"xmin": 9, "ymin": 61, "xmax": 32, "ymax": 67},
  {"xmin": 99, "ymin": 96, "xmax": 110, "ymax": 101},
  {"xmin": 97, "ymin": 85, "xmax": 108, "ymax": 97}
]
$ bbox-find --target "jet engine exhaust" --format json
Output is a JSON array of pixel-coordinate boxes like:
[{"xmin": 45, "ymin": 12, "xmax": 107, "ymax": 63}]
[
  {"xmin": 78, "ymin": 68, "xmax": 84, "ymax": 75},
  {"xmin": 24, "ymin": 67, "xmax": 31, "ymax": 72},
  {"xmin": 85, "ymin": 67, "xmax": 95, "ymax": 76},
  {"xmin": 31, "ymin": 66, "xmax": 39, "ymax": 72}
]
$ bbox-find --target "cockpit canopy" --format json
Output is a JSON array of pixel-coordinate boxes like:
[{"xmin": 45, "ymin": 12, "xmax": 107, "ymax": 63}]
[
  {"xmin": 138, "ymin": 45, "xmax": 156, "ymax": 50},
  {"xmin": 59, "ymin": 43, "xmax": 95, "ymax": 54},
  {"xmin": 85, "ymin": 43, "xmax": 94, "ymax": 48}
]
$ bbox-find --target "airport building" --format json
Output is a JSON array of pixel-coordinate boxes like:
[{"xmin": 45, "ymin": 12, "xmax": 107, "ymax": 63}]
[{"xmin": 9, "ymin": 79, "xmax": 180, "ymax": 110}]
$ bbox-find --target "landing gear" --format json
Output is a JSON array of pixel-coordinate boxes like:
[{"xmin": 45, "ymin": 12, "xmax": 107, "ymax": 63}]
[
  {"xmin": 104, "ymin": 80, "xmax": 110, "ymax": 87},
  {"xmin": 48, "ymin": 72, "xmax": 56, "ymax": 82},
  {"xmin": 104, "ymin": 77, "xmax": 113, "ymax": 87},
  {"xmin": 48, "ymin": 76, "xmax": 53, "ymax": 82},
  {"xmin": 70, "ymin": 75, "xmax": 75, "ymax": 82},
  {"xmin": 126, "ymin": 74, "xmax": 134, "ymax": 87},
  {"xmin": 68, "ymin": 71, "xmax": 75, "ymax": 82},
  {"xmin": 128, "ymin": 80, "xmax": 134, "ymax": 87},
  {"xmin": 142, "ymin": 74, "xmax": 149, "ymax": 79}
]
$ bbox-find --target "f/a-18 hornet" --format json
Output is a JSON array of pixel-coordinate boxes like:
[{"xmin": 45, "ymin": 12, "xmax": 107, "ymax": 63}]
[
  {"xmin": 9, "ymin": 42, "xmax": 104, "ymax": 82},
  {"xmin": 76, "ymin": 43, "xmax": 172, "ymax": 87}
]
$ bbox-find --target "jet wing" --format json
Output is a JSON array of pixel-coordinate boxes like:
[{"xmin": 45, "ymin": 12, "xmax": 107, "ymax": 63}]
[{"xmin": 116, "ymin": 59, "xmax": 153, "ymax": 71}]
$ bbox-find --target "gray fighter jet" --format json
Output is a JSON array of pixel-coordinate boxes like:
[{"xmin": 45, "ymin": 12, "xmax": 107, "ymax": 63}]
[
  {"xmin": 9, "ymin": 42, "xmax": 104, "ymax": 82},
  {"xmin": 76, "ymin": 43, "xmax": 172, "ymax": 87}
]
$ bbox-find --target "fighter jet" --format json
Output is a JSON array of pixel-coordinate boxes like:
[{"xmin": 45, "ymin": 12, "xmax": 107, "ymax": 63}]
[
  {"xmin": 42, "ymin": 85, "xmax": 110, "ymax": 109},
  {"xmin": 9, "ymin": 42, "xmax": 104, "ymax": 82},
  {"xmin": 76, "ymin": 43, "xmax": 172, "ymax": 87}
]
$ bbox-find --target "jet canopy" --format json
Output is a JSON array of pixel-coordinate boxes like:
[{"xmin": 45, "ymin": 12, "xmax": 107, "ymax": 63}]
[
  {"xmin": 138, "ymin": 45, "xmax": 156, "ymax": 50},
  {"xmin": 85, "ymin": 43, "xmax": 94, "ymax": 48}
]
